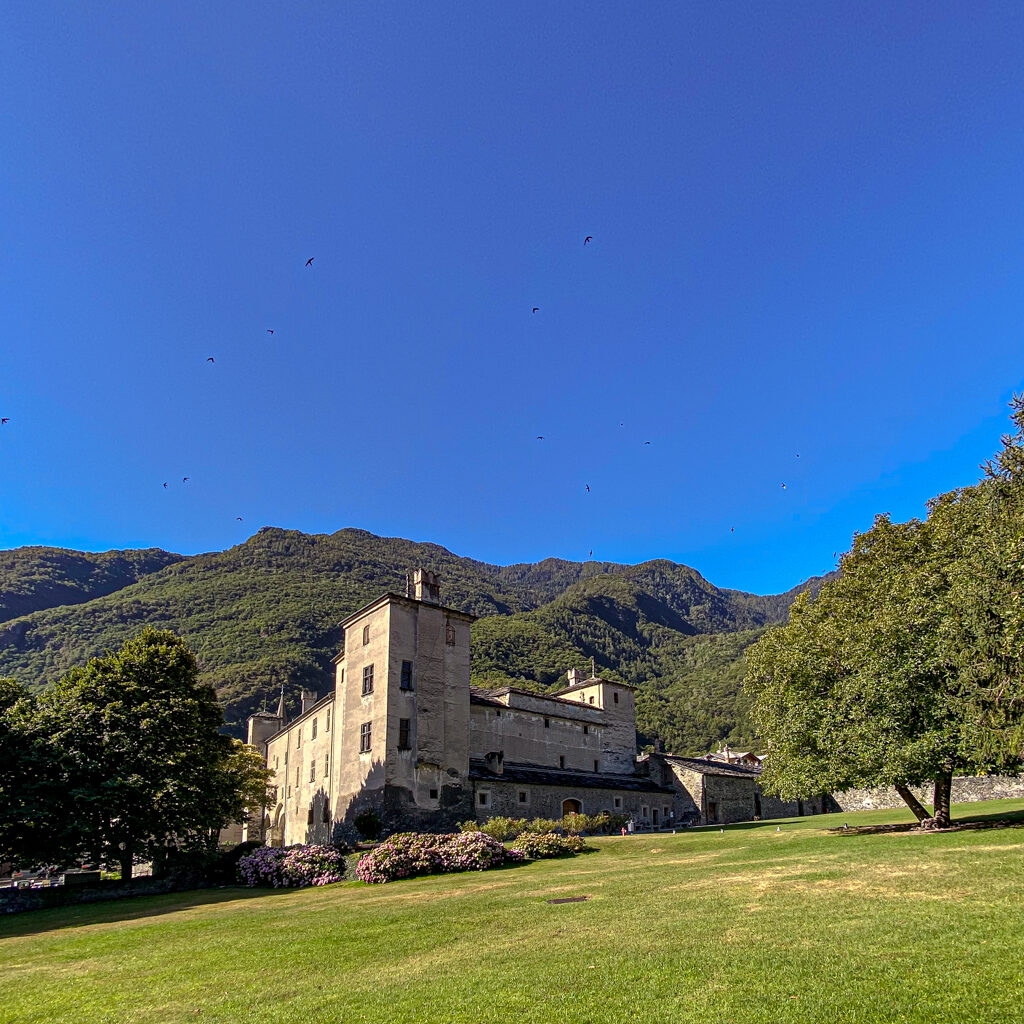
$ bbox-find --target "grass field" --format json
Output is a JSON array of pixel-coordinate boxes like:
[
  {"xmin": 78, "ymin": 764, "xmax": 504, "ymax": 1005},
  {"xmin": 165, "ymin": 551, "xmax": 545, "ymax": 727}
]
[{"xmin": 3, "ymin": 800, "xmax": 1024, "ymax": 1024}]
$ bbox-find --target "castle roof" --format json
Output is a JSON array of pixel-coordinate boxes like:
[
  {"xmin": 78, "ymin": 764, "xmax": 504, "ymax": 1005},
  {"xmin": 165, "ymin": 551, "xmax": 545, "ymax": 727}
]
[
  {"xmin": 469, "ymin": 758, "xmax": 673, "ymax": 794},
  {"xmin": 649, "ymin": 752, "xmax": 763, "ymax": 779}
]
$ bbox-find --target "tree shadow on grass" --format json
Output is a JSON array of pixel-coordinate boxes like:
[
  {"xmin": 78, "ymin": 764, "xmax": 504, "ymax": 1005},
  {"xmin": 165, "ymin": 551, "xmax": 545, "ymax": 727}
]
[
  {"xmin": 828, "ymin": 808, "xmax": 1024, "ymax": 837},
  {"xmin": 0, "ymin": 886, "xmax": 298, "ymax": 940}
]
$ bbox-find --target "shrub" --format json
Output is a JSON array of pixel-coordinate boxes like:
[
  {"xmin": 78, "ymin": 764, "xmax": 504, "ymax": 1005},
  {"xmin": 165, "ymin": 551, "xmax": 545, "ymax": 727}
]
[
  {"xmin": 560, "ymin": 812, "xmax": 591, "ymax": 835},
  {"xmin": 237, "ymin": 844, "xmax": 346, "ymax": 888},
  {"xmin": 353, "ymin": 809, "xmax": 382, "ymax": 840},
  {"xmin": 511, "ymin": 832, "xmax": 589, "ymax": 859},
  {"xmin": 461, "ymin": 816, "xmax": 528, "ymax": 841},
  {"xmin": 355, "ymin": 831, "xmax": 524, "ymax": 884},
  {"xmin": 520, "ymin": 817, "xmax": 561, "ymax": 835}
]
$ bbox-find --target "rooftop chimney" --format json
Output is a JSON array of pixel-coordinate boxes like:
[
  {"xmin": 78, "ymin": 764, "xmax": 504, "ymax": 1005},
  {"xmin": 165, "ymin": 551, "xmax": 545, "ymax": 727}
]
[
  {"xmin": 484, "ymin": 750, "xmax": 504, "ymax": 775},
  {"xmin": 300, "ymin": 688, "xmax": 318, "ymax": 714},
  {"xmin": 412, "ymin": 568, "xmax": 441, "ymax": 604},
  {"xmin": 566, "ymin": 667, "xmax": 583, "ymax": 687}
]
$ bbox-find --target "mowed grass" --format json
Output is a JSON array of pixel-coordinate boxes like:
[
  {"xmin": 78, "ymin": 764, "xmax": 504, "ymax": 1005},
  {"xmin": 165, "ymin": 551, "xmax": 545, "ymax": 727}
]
[{"xmin": 3, "ymin": 800, "xmax": 1024, "ymax": 1024}]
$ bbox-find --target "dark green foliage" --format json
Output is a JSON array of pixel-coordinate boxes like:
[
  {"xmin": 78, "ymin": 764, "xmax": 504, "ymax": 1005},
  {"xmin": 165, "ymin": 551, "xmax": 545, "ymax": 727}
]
[
  {"xmin": 353, "ymin": 808, "xmax": 382, "ymax": 840},
  {"xmin": 0, "ymin": 527, "xmax": 823, "ymax": 752},
  {"xmin": 0, "ymin": 546, "xmax": 182, "ymax": 624}
]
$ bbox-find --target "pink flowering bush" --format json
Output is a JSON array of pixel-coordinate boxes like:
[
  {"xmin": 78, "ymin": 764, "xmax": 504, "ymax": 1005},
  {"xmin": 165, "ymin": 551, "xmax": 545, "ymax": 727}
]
[
  {"xmin": 237, "ymin": 845, "xmax": 346, "ymax": 888},
  {"xmin": 355, "ymin": 831, "xmax": 524, "ymax": 884},
  {"xmin": 511, "ymin": 832, "xmax": 589, "ymax": 859}
]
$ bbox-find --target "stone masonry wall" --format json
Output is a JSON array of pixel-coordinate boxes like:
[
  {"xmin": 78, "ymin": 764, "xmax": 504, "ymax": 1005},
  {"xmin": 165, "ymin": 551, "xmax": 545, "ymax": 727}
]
[{"xmin": 831, "ymin": 774, "xmax": 1024, "ymax": 812}]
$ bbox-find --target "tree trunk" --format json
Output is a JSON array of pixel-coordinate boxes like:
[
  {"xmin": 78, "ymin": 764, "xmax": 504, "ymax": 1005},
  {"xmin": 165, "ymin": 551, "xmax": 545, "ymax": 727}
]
[
  {"xmin": 932, "ymin": 773, "xmax": 953, "ymax": 828},
  {"xmin": 894, "ymin": 782, "xmax": 930, "ymax": 822},
  {"xmin": 119, "ymin": 844, "xmax": 134, "ymax": 883}
]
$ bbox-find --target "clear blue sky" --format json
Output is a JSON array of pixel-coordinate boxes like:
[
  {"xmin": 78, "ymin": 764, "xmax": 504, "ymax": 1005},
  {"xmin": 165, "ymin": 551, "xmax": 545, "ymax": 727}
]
[{"xmin": 2, "ymin": 3, "xmax": 1023, "ymax": 594}]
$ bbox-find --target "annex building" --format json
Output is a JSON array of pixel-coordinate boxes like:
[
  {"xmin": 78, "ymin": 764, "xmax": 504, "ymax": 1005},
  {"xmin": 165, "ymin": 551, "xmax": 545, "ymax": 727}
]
[{"xmin": 245, "ymin": 570, "xmax": 820, "ymax": 846}]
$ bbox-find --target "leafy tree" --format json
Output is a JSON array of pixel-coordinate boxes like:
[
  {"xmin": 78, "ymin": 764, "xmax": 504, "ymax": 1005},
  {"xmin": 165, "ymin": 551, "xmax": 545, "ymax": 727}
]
[
  {"xmin": 34, "ymin": 628, "xmax": 271, "ymax": 879},
  {"xmin": 747, "ymin": 396, "xmax": 1024, "ymax": 825}
]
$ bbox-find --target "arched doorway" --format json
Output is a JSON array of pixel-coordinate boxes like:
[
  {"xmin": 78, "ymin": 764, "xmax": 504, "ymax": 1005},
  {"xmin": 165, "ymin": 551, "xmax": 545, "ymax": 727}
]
[
  {"xmin": 562, "ymin": 798, "xmax": 582, "ymax": 816},
  {"xmin": 270, "ymin": 805, "xmax": 285, "ymax": 848}
]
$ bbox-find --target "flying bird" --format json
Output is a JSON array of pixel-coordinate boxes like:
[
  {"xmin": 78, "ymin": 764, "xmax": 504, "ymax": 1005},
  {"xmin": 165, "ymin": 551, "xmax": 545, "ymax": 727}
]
[
  {"xmin": 536, "ymin": 436, "xmax": 544, "ymax": 440},
  {"xmin": 796, "ymin": 453, "xmax": 800, "ymax": 458},
  {"xmin": 584, "ymin": 236, "xmax": 593, "ymax": 245},
  {"xmin": 0, "ymin": 418, "xmax": 8, "ymax": 425},
  {"xmin": 163, "ymin": 482, "xmax": 167, "ymax": 489},
  {"xmin": 267, "ymin": 329, "xmax": 274, "ymax": 335},
  {"xmin": 585, "ymin": 484, "xmax": 590, "ymax": 493},
  {"xmin": 532, "ymin": 307, "xmax": 539, "ymax": 314},
  {"xmin": 305, "ymin": 257, "xmax": 314, "ymax": 267},
  {"xmin": 644, "ymin": 441, "xmax": 651, "ymax": 445},
  {"xmin": 731, "ymin": 527, "xmax": 734, "ymax": 533},
  {"xmin": 236, "ymin": 517, "xmax": 243, "ymax": 521},
  {"xmin": 781, "ymin": 483, "xmax": 787, "ymax": 490},
  {"xmin": 182, "ymin": 477, "xmax": 190, "ymax": 483},
  {"xmin": 589, "ymin": 549, "xmax": 593, "ymax": 557},
  {"xmin": 206, "ymin": 357, "xmax": 215, "ymax": 363}
]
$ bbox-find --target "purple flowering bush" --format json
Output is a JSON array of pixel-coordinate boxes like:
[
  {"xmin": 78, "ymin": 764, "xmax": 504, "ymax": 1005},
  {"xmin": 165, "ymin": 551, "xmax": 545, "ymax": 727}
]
[
  {"xmin": 237, "ymin": 845, "xmax": 346, "ymax": 888},
  {"xmin": 510, "ymin": 832, "xmax": 589, "ymax": 859},
  {"xmin": 355, "ymin": 831, "xmax": 524, "ymax": 884}
]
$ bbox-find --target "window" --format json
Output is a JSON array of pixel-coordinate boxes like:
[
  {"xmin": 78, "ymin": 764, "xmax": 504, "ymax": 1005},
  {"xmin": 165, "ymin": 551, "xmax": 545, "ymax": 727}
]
[
  {"xmin": 583, "ymin": 725, "xmax": 589, "ymax": 735},
  {"xmin": 362, "ymin": 664, "xmax": 374, "ymax": 695},
  {"xmin": 613, "ymin": 692, "xmax": 619, "ymax": 704},
  {"xmin": 594, "ymin": 760, "xmax": 599, "ymax": 772},
  {"xmin": 274, "ymin": 756, "xmax": 279, "ymax": 770},
  {"xmin": 495, "ymin": 709, "xmax": 501, "ymax": 718},
  {"xmin": 614, "ymin": 796, "xmax": 622, "ymax": 809},
  {"xmin": 544, "ymin": 717, "xmax": 550, "ymax": 729},
  {"xmin": 312, "ymin": 718, "xmax": 317, "ymax": 739},
  {"xmin": 285, "ymin": 749, "xmax": 289, "ymax": 765},
  {"xmin": 400, "ymin": 660, "xmax": 413, "ymax": 690},
  {"xmin": 309, "ymin": 762, "xmax": 316, "ymax": 782},
  {"xmin": 518, "ymin": 791, "xmax": 528, "ymax": 804},
  {"xmin": 559, "ymin": 755, "xmax": 565, "ymax": 769},
  {"xmin": 288, "ymin": 786, "xmax": 292, "ymax": 798},
  {"xmin": 307, "ymin": 805, "xmax": 314, "ymax": 825},
  {"xmin": 478, "ymin": 791, "xmax": 489, "ymax": 806},
  {"xmin": 326, "ymin": 707, "xmax": 331, "ymax": 731},
  {"xmin": 398, "ymin": 718, "xmax": 411, "ymax": 750},
  {"xmin": 707, "ymin": 801, "xmax": 717, "ymax": 822},
  {"xmin": 339, "ymin": 668, "xmax": 345, "ymax": 684},
  {"xmin": 445, "ymin": 621, "xmax": 456, "ymax": 645},
  {"xmin": 322, "ymin": 803, "xmax": 330, "ymax": 823},
  {"xmin": 362, "ymin": 624, "xmax": 370, "ymax": 645},
  {"xmin": 360, "ymin": 722, "xmax": 372, "ymax": 752},
  {"xmin": 324, "ymin": 755, "xmax": 329, "ymax": 776},
  {"xmin": 295, "ymin": 767, "xmax": 300, "ymax": 786},
  {"xmin": 429, "ymin": 788, "xmax": 439, "ymax": 799},
  {"xmin": 589, "ymin": 696, "xmax": 595, "ymax": 705},
  {"xmin": 642, "ymin": 805, "xmax": 649, "ymax": 818},
  {"xmin": 296, "ymin": 727, "xmax": 301, "ymax": 748}
]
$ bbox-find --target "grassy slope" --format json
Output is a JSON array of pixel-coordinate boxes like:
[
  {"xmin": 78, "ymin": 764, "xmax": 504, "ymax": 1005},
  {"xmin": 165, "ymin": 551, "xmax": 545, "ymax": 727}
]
[{"xmin": 3, "ymin": 799, "xmax": 1023, "ymax": 1024}]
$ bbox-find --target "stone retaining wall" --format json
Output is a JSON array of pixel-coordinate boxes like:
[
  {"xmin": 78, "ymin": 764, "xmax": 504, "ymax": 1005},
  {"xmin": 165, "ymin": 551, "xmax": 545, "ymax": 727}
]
[{"xmin": 832, "ymin": 775, "xmax": 1024, "ymax": 812}]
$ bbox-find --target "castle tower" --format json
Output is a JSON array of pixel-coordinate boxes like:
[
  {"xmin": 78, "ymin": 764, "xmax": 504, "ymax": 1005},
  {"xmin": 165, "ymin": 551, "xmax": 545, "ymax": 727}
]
[{"xmin": 552, "ymin": 666, "xmax": 638, "ymax": 774}]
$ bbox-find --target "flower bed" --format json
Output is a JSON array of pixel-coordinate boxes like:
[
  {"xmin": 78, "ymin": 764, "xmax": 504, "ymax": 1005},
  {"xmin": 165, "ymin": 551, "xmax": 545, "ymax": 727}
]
[
  {"xmin": 510, "ymin": 832, "xmax": 589, "ymax": 859},
  {"xmin": 355, "ymin": 831, "xmax": 524, "ymax": 884},
  {"xmin": 237, "ymin": 845, "xmax": 346, "ymax": 888}
]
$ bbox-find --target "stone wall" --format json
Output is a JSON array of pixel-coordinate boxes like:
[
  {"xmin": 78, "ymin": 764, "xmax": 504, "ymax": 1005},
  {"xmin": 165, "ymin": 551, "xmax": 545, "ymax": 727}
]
[
  {"xmin": 472, "ymin": 780, "xmax": 672, "ymax": 824},
  {"xmin": 831, "ymin": 775, "xmax": 1024, "ymax": 812}
]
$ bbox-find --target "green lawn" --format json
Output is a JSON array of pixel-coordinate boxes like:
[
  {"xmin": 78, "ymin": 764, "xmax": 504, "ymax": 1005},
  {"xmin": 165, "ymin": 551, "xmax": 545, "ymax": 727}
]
[{"xmin": 3, "ymin": 800, "xmax": 1024, "ymax": 1024}]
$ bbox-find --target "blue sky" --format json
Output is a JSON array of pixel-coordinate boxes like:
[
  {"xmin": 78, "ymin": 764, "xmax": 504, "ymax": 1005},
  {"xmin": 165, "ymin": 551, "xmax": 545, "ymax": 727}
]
[{"xmin": 2, "ymin": 3, "xmax": 1023, "ymax": 594}]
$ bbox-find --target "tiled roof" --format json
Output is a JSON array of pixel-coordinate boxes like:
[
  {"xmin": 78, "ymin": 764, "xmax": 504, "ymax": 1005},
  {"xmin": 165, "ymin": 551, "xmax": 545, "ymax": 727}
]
[
  {"xmin": 469, "ymin": 758, "xmax": 674, "ymax": 794},
  {"xmin": 656, "ymin": 753, "xmax": 763, "ymax": 779}
]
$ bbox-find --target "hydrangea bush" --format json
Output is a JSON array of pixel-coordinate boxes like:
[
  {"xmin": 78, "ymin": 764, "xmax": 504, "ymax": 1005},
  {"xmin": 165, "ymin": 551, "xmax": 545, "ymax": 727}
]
[
  {"xmin": 237, "ymin": 844, "xmax": 346, "ymax": 888},
  {"xmin": 510, "ymin": 832, "xmax": 589, "ymax": 858},
  {"xmin": 355, "ymin": 831, "xmax": 524, "ymax": 884}
]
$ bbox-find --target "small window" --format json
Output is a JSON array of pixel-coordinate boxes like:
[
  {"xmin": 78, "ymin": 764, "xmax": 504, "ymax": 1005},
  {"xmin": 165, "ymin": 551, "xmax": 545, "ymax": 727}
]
[
  {"xmin": 544, "ymin": 718, "xmax": 550, "ymax": 729},
  {"xmin": 285, "ymin": 749, "xmax": 289, "ymax": 765},
  {"xmin": 559, "ymin": 755, "xmax": 565, "ymax": 769},
  {"xmin": 400, "ymin": 660, "xmax": 413, "ymax": 690},
  {"xmin": 594, "ymin": 760, "xmax": 599, "ymax": 772},
  {"xmin": 288, "ymin": 786, "xmax": 292, "ymax": 798},
  {"xmin": 663, "ymin": 806, "xmax": 670, "ymax": 816},
  {"xmin": 429, "ymin": 788, "xmax": 439, "ymax": 799},
  {"xmin": 295, "ymin": 767, "xmax": 300, "ymax": 786},
  {"xmin": 589, "ymin": 696, "xmax": 595, "ymax": 705},
  {"xmin": 324, "ymin": 754, "xmax": 329, "ymax": 776},
  {"xmin": 322, "ymin": 803, "xmax": 330, "ymax": 823},
  {"xmin": 613, "ymin": 692, "xmax": 619, "ymax": 704},
  {"xmin": 445, "ymin": 622, "xmax": 456, "ymax": 645},
  {"xmin": 297, "ymin": 727, "xmax": 302, "ymax": 748},
  {"xmin": 326, "ymin": 707, "xmax": 331, "ymax": 731},
  {"xmin": 362, "ymin": 664, "xmax": 374, "ymax": 695},
  {"xmin": 362, "ymin": 624, "xmax": 370, "ymax": 645},
  {"xmin": 583, "ymin": 725, "xmax": 589, "ymax": 735},
  {"xmin": 518, "ymin": 791, "xmax": 528, "ymax": 804},
  {"xmin": 495, "ymin": 709, "xmax": 501, "ymax": 718},
  {"xmin": 339, "ymin": 668, "xmax": 345, "ymax": 684},
  {"xmin": 360, "ymin": 721, "xmax": 372, "ymax": 752},
  {"xmin": 309, "ymin": 763, "xmax": 315, "ymax": 782},
  {"xmin": 274, "ymin": 756, "xmax": 279, "ymax": 770},
  {"xmin": 398, "ymin": 718, "xmax": 411, "ymax": 750},
  {"xmin": 614, "ymin": 796, "xmax": 622, "ymax": 809},
  {"xmin": 478, "ymin": 791, "xmax": 489, "ymax": 806},
  {"xmin": 307, "ymin": 805, "xmax": 314, "ymax": 825},
  {"xmin": 642, "ymin": 805, "xmax": 649, "ymax": 817},
  {"xmin": 312, "ymin": 718, "xmax": 317, "ymax": 739}
]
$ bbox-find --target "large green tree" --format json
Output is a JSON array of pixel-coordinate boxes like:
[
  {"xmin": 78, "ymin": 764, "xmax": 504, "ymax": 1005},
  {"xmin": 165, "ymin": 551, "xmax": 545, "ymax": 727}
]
[
  {"xmin": 34, "ymin": 628, "xmax": 271, "ymax": 878},
  {"xmin": 747, "ymin": 397, "xmax": 1024, "ymax": 826}
]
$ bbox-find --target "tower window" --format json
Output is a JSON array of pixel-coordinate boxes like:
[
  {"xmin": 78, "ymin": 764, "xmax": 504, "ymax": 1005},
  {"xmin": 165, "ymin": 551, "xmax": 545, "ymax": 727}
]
[
  {"xmin": 398, "ymin": 718, "xmax": 411, "ymax": 750},
  {"xmin": 296, "ymin": 727, "xmax": 301, "ymax": 748},
  {"xmin": 614, "ymin": 796, "xmax": 622, "ymax": 809},
  {"xmin": 478, "ymin": 791, "xmax": 489, "ymax": 806},
  {"xmin": 360, "ymin": 722, "xmax": 372, "ymax": 752},
  {"xmin": 309, "ymin": 762, "xmax": 316, "ymax": 782},
  {"xmin": 311, "ymin": 718, "xmax": 317, "ymax": 739},
  {"xmin": 613, "ymin": 692, "xmax": 619, "ymax": 704},
  {"xmin": 583, "ymin": 725, "xmax": 589, "ymax": 735},
  {"xmin": 362, "ymin": 624, "xmax": 370, "ymax": 645},
  {"xmin": 589, "ymin": 697, "xmax": 595, "ymax": 704},
  {"xmin": 429, "ymin": 788, "xmax": 439, "ymax": 799},
  {"xmin": 326, "ymin": 708, "xmax": 331, "ymax": 731},
  {"xmin": 594, "ymin": 760, "xmax": 599, "ymax": 772},
  {"xmin": 362, "ymin": 664, "xmax": 374, "ymax": 695},
  {"xmin": 559, "ymin": 755, "xmax": 565, "ymax": 769},
  {"xmin": 307, "ymin": 805, "xmax": 314, "ymax": 825},
  {"xmin": 295, "ymin": 767, "xmax": 300, "ymax": 786},
  {"xmin": 445, "ymin": 621, "xmax": 456, "ymax": 645},
  {"xmin": 324, "ymin": 754, "xmax": 329, "ymax": 776},
  {"xmin": 544, "ymin": 718, "xmax": 550, "ymax": 729},
  {"xmin": 518, "ymin": 790, "xmax": 528, "ymax": 804},
  {"xmin": 400, "ymin": 661, "xmax": 414, "ymax": 690}
]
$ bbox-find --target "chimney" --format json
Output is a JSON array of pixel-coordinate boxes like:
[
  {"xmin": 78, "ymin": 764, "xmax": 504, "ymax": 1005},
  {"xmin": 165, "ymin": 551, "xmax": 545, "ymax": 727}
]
[
  {"xmin": 566, "ymin": 667, "xmax": 582, "ymax": 688},
  {"xmin": 412, "ymin": 568, "xmax": 441, "ymax": 604},
  {"xmin": 484, "ymin": 751, "xmax": 504, "ymax": 775},
  {"xmin": 300, "ymin": 688, "xmax": 318, "ymax": 714}
]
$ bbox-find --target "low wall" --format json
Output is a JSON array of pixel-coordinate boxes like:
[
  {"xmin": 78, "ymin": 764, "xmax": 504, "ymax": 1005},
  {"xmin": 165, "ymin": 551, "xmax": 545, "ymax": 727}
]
[
  {"xmin": 0, "ymin": 876, "xmax": 188, "ymax": 916},
  {"xmin": 832, "ymin": 775, "xmax": 1024, "ymax": 812}
]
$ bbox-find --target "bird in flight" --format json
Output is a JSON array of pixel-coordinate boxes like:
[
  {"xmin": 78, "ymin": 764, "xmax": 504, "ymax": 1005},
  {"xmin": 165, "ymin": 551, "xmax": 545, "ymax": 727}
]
[
  {"xmin": 731, "ymin": 527, "xmax": 735, "ymax": 533},
  {"xmin": 781, "ymin": 483, "xmax": 787, "ymax": 490},
  {"xmin": 585, "ymin": 484, "xmax": 590, "ymax": 493},
  {"xmin": 0, "ymin": 418, "xmax": 8, "ymax": 425},
  {"xmin": 162, "ymin": 482, "xmax": 167, "ymax": 489},
  {"xmin": 536, "ymin": 436, "xmax": 544, "ymax": 440},
  {"xmin": 589, "ymin": 549, "xmax": 593, "ymax": 557},
  {"xmin": 305, "ymin": 257, "xmax": 315, "ymax": 267},
  {"xmin": 796, "ymin": 453, "xmax": 800, "ymax": 458},
  {"xmin": 532, "ymin": 307, "xmax": 539, "ymax": 314},
  {"xmin": 236, "ymin": 517, "xmax": 243, "ymax": 521},
  {"xmin": 267, "ymin": 329, "xmax": 274, "ymax": 335},
  {"xmin": 206, "ymin": 357, "xmax": 215, "ymax": 363},
  {"xmin": 644, "ymin": 441, "xmax": 651, "ymax": 445},
  {"xmin": 183, "ymin": 477, "xmax": 190, "ymax": 483},
  {"xmin": 584, "ymin": 236, "xmax": 593, "ymax": 245}
]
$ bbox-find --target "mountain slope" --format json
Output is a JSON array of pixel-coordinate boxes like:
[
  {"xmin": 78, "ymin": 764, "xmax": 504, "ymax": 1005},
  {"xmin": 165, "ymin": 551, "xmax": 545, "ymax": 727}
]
[
  {"xmin": 0, "ymin": 546, "xmax": 183, "ymax": 624},
  {"xmin": 0, "ymin": 527, "xmax": 823, "ymax": 748}
]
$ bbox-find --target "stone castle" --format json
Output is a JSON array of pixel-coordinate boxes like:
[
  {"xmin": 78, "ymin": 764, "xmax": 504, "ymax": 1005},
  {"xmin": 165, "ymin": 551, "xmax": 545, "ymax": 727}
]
[{"xmin": 245, "ymin": 569, "xmax": 821, "ymax": 846}]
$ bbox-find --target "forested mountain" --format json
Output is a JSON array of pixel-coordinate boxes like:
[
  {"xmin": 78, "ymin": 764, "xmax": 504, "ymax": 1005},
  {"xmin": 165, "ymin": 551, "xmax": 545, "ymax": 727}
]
[{"xmin": 0, "ymin": 527, "xmax": 827, "ymax": 752}]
